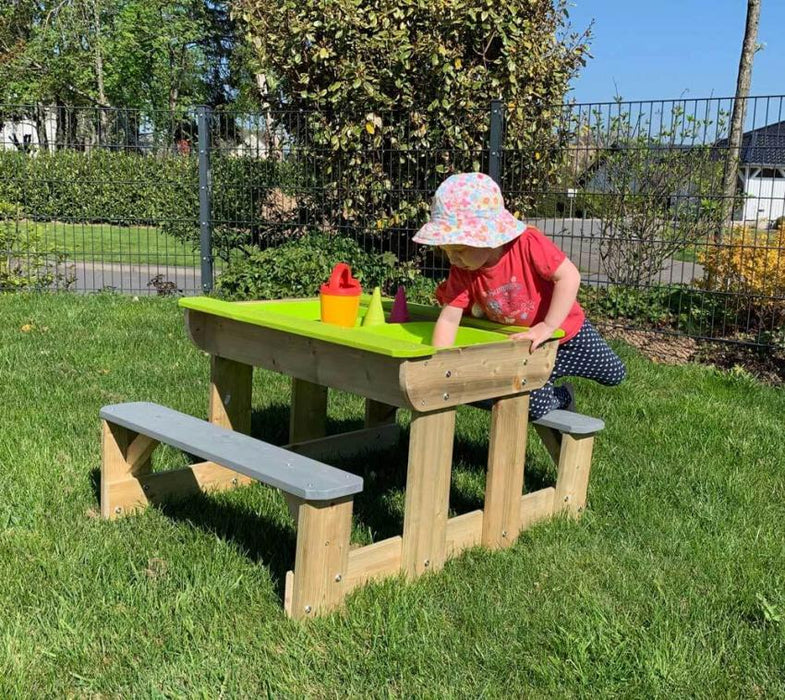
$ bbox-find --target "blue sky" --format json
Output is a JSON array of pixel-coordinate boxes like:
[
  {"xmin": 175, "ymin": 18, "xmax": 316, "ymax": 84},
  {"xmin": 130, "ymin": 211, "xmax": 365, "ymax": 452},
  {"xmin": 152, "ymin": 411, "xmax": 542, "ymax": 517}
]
[{"xmin": 566, "ymin": 1, "xmax": 785, "ymax": 103}]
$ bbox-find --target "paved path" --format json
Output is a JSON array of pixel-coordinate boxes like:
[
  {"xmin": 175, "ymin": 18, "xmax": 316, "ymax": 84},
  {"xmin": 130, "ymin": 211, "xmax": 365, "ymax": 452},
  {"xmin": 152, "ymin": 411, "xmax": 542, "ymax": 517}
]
[
  {"xmin": 531, "ymin": 218, "xmax": 705, "ymax": 286},
  {"xmin": 69, "ymin": 260, "xmax": 205, "ymax": 294}
]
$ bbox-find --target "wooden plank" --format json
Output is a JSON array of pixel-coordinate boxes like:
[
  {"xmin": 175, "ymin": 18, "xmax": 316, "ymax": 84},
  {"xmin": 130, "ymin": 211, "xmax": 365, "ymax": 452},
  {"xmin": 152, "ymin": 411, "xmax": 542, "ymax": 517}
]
[
  {"xmin": 344, "ymin": 536, "xmax": 403, "ymax": 592},
  {"xmin": 284, "ymin": 571, "xmax": 294, "ymax": 617},
  {"xmin": 445, "ymin": 510, "xmax": 483, "ymax": 556},
  {"xmin": 101, "ymin": 420, "xmax": 152, "ymax": 519},
  {"xmin": 554, "ymin": 435, "xmax": 595, "ymax": 516},
  {"xmin": 401, "ymin": 341, "xmax": 556, "ymax": 411},
  {"xmin": 105, "ymin": 461, "xmax": 252, "ymax": 515},
  {"xmin": 125, "ymin": 433, "xmax": 158, "ymax": 473},
  {"xmin": 365, "ymin": 399, "xmax": 397, "ymax": 428},
  {"xmin": 209, "ymin": 355, "xmax": 253, "ymax": 434},
  {"xmin": 207, "ymin": 355, "xmax": 253, "ymax": 488},
  {"xmin": 186, "ymin": 310, "xmax": 407, "ymax": 408},
  {"xmin": 520, "ymin": 487, "xmax": 556, "ymax": 529},
  {"xmin": 401, "ymin": 409, "xmax": 455, "ymax": 578},
  {"xmin": 289, "ymin": 496, "xmax": 353, "ymax": 620},
  {"xmin": 482, "ymin": 394, "xmax": 529, "ymax": 549},
  {"xmin": 534, "ymin": 424, "xmax": 562, "ymax": 466},
  {"xmin": 286, "ymin": 423, "xmax": 400, "ymax": 461},
  {"xmin": 290, "ymin": 378, "xmax": 328, "ymax": 443}
]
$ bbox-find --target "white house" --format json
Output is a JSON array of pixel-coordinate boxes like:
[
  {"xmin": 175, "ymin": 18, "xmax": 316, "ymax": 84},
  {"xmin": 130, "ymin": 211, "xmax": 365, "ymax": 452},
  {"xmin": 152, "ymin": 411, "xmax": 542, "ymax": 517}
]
[
  {"xmin": 0, "ymin": 112, "xmax": 57, "ymax": 153},
  {"xmin": 0, "ymin": 118, "xmax": 38, "ymax": 151},
  {"xmin": 732, "ymin": 119, "xmax": 785, "ymax": 223}
]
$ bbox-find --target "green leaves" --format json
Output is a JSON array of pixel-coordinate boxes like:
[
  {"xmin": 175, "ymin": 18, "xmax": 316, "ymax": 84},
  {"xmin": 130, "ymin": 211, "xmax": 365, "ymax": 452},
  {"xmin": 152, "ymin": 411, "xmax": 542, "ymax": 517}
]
[{"xmin": 232, "ymin": 0, "xmax": 591, "ymax": 228}]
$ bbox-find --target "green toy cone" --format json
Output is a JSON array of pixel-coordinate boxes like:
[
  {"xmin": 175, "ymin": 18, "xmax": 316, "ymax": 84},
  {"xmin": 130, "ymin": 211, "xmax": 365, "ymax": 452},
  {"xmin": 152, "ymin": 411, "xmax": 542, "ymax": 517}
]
[{"xmin": 362, "ymin": 287, "xmax": 386, "ymax": 326}]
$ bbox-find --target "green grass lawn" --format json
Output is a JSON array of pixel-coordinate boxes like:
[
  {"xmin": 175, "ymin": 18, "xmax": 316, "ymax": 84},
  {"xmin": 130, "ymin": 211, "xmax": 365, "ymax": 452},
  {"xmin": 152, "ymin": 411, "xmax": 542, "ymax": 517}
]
[
  {"xmin": 18, "ymin": 221, "xmax": 201, "ymax": 266},
  {"xmin": 1, "ymin": 293, "xmax": 784, "ymax": 695}
]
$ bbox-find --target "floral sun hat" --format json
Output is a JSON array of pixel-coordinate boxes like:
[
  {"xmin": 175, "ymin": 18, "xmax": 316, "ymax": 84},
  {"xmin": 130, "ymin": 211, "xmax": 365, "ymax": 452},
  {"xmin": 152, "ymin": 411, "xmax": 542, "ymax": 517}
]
[{"xmin": 412, "ymin": 172, "xmax": 525, "ymax": 248}]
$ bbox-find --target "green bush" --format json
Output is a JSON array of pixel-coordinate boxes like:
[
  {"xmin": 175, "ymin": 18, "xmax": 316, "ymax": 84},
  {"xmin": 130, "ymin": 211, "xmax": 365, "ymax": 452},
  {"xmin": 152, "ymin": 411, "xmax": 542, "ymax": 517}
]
[
  {"xmin": 0, "ymin": 149, "xmax": 298, "ymax": 261},
  {"xmin": 579, "ymin": 283, "xmax": 731, "ymax": 336},
  {"xmin": 216, "ymin": 231, "xmax": 436, "ymax": 302},
  {"xmin": 0, "ymin": 201, "xmax": 74, "ymax": 291},
  {"xmin": 234, "ymin": 0, "xmax": 591, "ymax": 238}
]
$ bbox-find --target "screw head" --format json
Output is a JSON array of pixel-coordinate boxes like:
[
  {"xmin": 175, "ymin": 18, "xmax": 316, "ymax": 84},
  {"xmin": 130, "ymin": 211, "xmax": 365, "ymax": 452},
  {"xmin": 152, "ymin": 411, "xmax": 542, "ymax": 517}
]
[
  {"xmin": 304, "ymin": 605, "xmax": 312, "ymax": 614},
  {"xmin": 501, "ymin": 530, "xmax": 507, "ymax": 538},
  {"xmin": 442, "ymin": 393, "xmax": 450, "ymax": 401},
  {"xmin": 334, "ymin": 574, "xmax": 342, "ymax": 582},
  {"xmin": 114, "ymin": 506, "xmax": 122, "ymax": 514},
  {"xmin": 423, "ymin": 559, "xmax": 430, "ymax": 568},
  {"xmin": 445, "ymin": 370, "xmax": 452, "ymax": 378},
  {"xmin": 231, "ymin": 478, "xmax": 238, "ymax": 486}
]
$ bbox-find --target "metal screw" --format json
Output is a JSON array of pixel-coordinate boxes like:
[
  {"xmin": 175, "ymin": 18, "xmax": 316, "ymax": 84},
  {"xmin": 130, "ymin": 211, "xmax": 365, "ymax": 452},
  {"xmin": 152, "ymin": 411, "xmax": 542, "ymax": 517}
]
[
  {"xmin": 445, "ymin": 370, "xmax": 452, "ymax": 378},
  {"xmin": 334, "ymin": 574, "xmax": 342, "ymax": 582},
  {"xmin": 304, "ymin": 605, "xmax": 312, "ymax": 614},
  {"xmin": 563, "ymin": 496, "xmax": 569, "ymax": 502},
  {"xmin": 231, "ymin": 478, "xmax": 238, "ymax": 486},
  {"xmin": 522, "ymin": 358, "xmax": 528, "ymax": 366},
  {"xmin": 143, "ymin": 484, "xmax": 150, "ymax": 493},
  {"xmin": 502, "ymin": 530, "xmax": 507, "ymax": 538},
  {"xmin": 442, "ymin": 393, "xmax": 450, "ymax": 401},
  {"xmin": 522, "ymin": 378, "xmax": 527, "ymax": 386},
  {"xmin": 114, "ymin": 506, "xmax": 122, "ymax": 514},
  {"xmin": 423, "ymin": 559, "xmax": 430, "ymax": 568}
]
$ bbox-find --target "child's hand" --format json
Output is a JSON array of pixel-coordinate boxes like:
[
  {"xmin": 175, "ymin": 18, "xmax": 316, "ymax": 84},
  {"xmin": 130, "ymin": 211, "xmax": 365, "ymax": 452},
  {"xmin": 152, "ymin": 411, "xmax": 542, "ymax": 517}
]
[{"xmin": 510, "ymin": 322, "xmax": 556, "ymax": 353}]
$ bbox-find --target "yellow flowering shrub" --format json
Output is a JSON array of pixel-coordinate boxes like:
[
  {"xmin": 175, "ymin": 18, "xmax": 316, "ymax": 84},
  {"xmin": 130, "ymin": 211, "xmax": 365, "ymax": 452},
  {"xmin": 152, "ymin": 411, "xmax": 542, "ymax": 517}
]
[{"xmin": 701, "ymin": 224, "xmax": 785, "ymax": 309}]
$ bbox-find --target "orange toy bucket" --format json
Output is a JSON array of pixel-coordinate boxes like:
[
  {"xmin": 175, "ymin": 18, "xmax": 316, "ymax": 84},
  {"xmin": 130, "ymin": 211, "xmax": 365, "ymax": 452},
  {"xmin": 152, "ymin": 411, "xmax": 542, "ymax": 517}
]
[{"xmin": 320, "ymin": 263, "xmax": 362, "ymax": 327}]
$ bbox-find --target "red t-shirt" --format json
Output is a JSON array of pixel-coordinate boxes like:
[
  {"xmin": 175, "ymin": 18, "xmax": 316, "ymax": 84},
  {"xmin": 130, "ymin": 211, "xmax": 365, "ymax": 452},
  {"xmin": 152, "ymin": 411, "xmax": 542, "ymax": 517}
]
[{"xmin": 436, "ymin": 227, "xmax": 585, "ymax": 343}]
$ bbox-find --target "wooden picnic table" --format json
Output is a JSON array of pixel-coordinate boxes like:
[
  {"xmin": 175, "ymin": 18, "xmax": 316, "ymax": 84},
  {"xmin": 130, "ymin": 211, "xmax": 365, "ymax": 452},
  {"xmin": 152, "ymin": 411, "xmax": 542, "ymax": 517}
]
[{"xmin": 180, "ymin": 296, "xmax": 562, "ymax": 615}]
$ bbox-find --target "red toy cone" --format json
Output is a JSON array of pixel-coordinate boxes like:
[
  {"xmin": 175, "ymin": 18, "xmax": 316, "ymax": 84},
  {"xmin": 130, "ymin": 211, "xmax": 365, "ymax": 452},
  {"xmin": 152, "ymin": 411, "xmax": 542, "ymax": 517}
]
[{"xmin": 389, "ymin": 285, "xmax": 410, "ymax": 323}]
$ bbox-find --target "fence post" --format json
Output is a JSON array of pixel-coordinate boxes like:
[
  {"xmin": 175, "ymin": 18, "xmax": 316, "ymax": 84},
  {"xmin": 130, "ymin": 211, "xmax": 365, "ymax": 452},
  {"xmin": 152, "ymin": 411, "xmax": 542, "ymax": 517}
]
[
  {"xmin": 197, "ymin": 106, "xmax": 214, "ymax": 293},
  {"xmin": 488, "ymin": 99, "xmax": 505, "ymax": 187}
]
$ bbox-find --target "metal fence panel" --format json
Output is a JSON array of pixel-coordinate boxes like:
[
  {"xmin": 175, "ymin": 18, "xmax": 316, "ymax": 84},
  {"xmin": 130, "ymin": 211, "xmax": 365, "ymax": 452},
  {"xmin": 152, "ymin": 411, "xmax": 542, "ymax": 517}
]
[{"xmin": 1, "ymin": 98, "xmax": 783, "ymax": 346}]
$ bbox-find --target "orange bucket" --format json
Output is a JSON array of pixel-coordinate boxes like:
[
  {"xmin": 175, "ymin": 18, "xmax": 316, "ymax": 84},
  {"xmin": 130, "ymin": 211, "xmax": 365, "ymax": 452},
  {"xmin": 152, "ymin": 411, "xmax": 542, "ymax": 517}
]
[{"xmin": 320, "ymin": 263, "xmax": 362, "ymax": 327}]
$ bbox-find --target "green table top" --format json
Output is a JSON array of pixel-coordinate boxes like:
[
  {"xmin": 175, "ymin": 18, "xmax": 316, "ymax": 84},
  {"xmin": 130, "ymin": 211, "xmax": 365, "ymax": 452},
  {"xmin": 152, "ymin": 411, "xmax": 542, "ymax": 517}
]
[{"xmin": 180, "ymin": 296, "xmax": 564, "ymax": 359}]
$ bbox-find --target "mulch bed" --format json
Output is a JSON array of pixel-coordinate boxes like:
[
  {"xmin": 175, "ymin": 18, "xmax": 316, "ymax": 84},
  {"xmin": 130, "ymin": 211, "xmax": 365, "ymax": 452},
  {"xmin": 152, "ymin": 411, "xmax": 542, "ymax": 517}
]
[{"xmin": 597, "ymin": 322, "xmax": 785, "ymax": 387}]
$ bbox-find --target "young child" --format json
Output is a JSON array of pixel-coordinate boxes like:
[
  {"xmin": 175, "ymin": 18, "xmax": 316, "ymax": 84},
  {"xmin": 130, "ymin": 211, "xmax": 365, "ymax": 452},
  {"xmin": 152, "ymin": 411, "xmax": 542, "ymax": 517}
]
[{"xmin": 413, "ymin": 172, "xmax": 625, "ymax": 419}]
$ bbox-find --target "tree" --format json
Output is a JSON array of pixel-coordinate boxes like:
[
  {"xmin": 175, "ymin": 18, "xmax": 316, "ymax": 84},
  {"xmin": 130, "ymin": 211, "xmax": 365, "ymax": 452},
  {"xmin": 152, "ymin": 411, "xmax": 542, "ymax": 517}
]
[
  {"xmin": 0, "ymin": 0, "xmax": 242, "ymax": 147},
  {"xmin": 718, "ymin": 0, "xmax": 761, "ymax": 240},
  {"xmin": 232, "ymin": 0, "xmax": 591, "ymax": 248}
]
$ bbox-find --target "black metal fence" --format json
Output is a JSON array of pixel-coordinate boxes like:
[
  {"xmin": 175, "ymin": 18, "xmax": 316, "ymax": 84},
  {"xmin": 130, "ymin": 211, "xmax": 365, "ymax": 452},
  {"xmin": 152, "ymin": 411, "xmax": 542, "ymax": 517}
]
[{"xmin": 1, "ymin": 96, "xmax": 784, "ymax": 345}]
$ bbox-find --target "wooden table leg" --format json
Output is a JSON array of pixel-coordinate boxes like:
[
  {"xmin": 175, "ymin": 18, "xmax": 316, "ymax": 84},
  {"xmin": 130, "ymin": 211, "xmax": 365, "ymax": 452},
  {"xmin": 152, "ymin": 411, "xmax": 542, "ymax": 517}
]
[
  {"xmin": 482, "ymin": 393, "xmax": 529, "ymax": 549},
  {"xmin": 290, "ymin": 378, "xmax": 328, "ymax": 443},
  {"xmin": 401, "ymin": 408, "xmax": 455, "ymax": 578},
  {"xmin": 209, "ymin": 355, "xmax": 253, "ymax": 434},
  {"xmin": 365, "ymin": 399, "xmax": 397, "ymax": 428}
]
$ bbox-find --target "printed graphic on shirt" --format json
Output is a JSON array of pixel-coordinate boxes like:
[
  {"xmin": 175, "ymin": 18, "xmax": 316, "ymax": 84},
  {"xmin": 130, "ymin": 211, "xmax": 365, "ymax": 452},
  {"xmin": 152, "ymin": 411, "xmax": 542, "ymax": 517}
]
[{"xmin": 478, "ymin": 276, "xmax": 536, "ymax": 324}]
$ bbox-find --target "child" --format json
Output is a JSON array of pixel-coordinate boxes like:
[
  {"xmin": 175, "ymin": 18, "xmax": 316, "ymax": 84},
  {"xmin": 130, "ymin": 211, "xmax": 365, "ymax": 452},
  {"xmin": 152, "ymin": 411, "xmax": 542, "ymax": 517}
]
[{"xmin": 413, "ymin": 172, "xmax": 625, "ymax": 419}]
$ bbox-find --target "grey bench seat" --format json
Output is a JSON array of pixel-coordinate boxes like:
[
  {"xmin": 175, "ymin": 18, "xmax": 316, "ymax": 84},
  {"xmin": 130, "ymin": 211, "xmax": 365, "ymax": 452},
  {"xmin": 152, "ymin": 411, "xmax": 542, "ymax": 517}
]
[
  {"xmin": 533, "ymin": 409, "xmax": 604, "ymax": 436},
  {"xmin": 100, "ymin": 402, "xmax": 363, "ymax": 501}
]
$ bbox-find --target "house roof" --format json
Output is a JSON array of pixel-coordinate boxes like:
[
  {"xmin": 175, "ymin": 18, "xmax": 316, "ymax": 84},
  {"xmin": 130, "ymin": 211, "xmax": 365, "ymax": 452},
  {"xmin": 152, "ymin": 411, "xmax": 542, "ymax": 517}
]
[{"xmin": 715, "ymin": 119, "xmax": 785, "ymax": 168}]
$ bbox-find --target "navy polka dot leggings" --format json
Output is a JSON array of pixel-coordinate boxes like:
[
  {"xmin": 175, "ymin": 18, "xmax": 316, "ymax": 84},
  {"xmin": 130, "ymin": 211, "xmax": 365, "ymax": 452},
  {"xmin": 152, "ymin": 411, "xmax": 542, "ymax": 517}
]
[{"xmin": 529, "ymin": 319, "xmax": 626, "ymax": 420}]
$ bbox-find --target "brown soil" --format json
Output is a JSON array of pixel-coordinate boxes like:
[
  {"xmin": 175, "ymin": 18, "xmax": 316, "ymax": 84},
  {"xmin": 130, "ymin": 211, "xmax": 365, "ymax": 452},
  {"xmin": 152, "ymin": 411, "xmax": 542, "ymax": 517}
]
[{"xmin": 596, "ymin": 322, "xmax": 785, "ymax": 387}]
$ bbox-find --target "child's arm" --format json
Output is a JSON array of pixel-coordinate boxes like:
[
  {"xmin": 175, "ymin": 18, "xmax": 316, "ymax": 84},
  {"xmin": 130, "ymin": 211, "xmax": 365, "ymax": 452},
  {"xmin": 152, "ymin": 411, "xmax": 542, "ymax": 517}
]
[
  {"xmin": 431, "ymin": 304, "xmax": 464, "ymax": 348},
  {"xmin": 511, "ymin": 258, "xmax": 581, "ymax": 351}
]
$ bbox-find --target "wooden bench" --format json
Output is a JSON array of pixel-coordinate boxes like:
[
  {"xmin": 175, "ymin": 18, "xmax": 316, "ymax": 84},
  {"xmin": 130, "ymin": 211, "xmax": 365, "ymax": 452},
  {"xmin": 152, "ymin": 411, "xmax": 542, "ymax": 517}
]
[
  {"xmin": 532, "ymin": 410, "xmax": 604, "ymax": 515},
  {"xmin": 473, "ymin": 404, "xmax": 605, "ymax": 516},
  {"xmin": 100, "ymin": 402, "xmax": 363, "ymax": 619}
]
